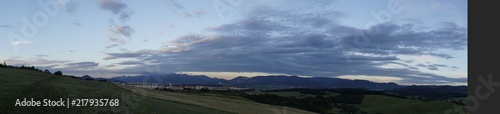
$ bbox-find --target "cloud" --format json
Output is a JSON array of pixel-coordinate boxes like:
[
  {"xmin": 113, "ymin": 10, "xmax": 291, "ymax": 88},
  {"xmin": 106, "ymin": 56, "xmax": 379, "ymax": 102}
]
[
  {"xmin": 165, "ymin": 0, "xmax": 191, "ymax": 18},
  {"xmin": 428, "ymin": 66, "xmax": 439, "ymax": 70},
  {"xmin": 4, "ymin": 58, "xmax": 70, "ymax": 65},
  {"xmin": 167, "ymin": 23, "xmax": 176, "ymax": 28},
  {"xmin": 117, "ymin": 61, "xmax": 144, "ymax": 65},
  {"xmin": 65, "ymin": 2, "xmax": 77, "ymax": 14},
  {"xmin": 56, "ymin": 0, "xmax": 78, "ymax": 14},
  {"xmin": 34, "ymin": 55, "xmax": 49, "ymax": 58},
  {"xmin": 64, "ymin": 62, "xmax": 99, "ymax": 69},
  {"xmin": 72, "ymin": 19, "xmax": 81, "ymax": 26},
  {"xmin": 106, "ymin": 25, "xmax": 135, "ymax": 49},
  {"xmin": 99, "ymin": 0, "xmax": 132, "ymax": 21},
  {"xmin": 99, "ymin": 0, "xmax": 125, "ymax": 14},
  {"xmin": 415, "ymin": 63, "xmax": 455, "ymax": 71},
  {"xmin": 101, "ymin": 0, "xmax": 466, "ymax": 85},
  {"xmin": 104, "ymin": 49, "xmax": 156, "ymax": 60},
  {"xmin": 165, "ymin": 0, "xmax": 207, "ymax": 18},
  {"xmin": 191, "ymin": 9, "xmax": 207, "ymax": 17},
  {"xmin": 98, "ymin": 0, "xmax": 135, "ymax": 49},
  {"xmin": 0, "ymin": 25, "xmax": 11, "ymax": 28},
  {"xmin": 112, "ymin": 25, "xmax": 134, "ymax": 37}
]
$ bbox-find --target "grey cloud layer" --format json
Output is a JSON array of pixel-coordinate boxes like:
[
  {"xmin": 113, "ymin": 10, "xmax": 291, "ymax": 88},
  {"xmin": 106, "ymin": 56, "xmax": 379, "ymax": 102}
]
[{"xmin": 103, "ymin": 1, "xmax": 467, "ymax": 84}]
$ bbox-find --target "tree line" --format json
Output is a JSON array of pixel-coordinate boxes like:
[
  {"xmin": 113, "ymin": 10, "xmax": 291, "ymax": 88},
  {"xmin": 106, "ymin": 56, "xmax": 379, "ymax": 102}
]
[{"xmin": 0, "ymin": 61, "xmax": 63, "ymax": 76}]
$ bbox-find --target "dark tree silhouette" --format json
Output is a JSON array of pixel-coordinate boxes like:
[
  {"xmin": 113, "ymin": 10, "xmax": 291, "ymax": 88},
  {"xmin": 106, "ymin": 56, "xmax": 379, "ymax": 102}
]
[
  {"xmin": 54, "ymin": 71, "xmax": 63, "ymax": 75},
  {"xmin": 44, "ymin": 69, "xmax": 52, "ymax": 74}
]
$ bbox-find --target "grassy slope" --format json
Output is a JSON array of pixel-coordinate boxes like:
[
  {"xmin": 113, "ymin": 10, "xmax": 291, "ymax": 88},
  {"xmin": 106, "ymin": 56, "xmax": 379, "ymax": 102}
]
[
  {"xmin": 118, "ymin": 86, "xmax": 316, "ymax": 114},
  {"xmin": 356, "ymin": 95, "xmax": 466, "ymax": 114},
  {"xmin": 0, "ymin": 67, "xmax": 230, "ymax": 114},
  {"xmin": 0, "ymin": 67, "xmax": 315, "ymax": 114}
]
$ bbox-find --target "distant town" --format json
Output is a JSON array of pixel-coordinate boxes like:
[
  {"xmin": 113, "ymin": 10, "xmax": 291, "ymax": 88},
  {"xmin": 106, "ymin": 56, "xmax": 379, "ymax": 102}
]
[{"xmin": 121, "ymin": 82, "xmax": 251, "ymax": 91}]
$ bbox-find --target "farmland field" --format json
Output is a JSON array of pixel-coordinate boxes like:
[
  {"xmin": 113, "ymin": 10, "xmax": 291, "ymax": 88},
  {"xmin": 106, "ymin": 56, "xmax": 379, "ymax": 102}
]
[{"xmin": 355, "ymin": 95, "xmax": 466, "ymax": 114}]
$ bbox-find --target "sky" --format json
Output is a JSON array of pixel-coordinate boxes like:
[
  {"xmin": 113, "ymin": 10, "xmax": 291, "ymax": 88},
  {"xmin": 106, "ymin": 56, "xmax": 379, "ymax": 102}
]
[{"xmin": 0, "ymin": 0, "xmax": 467, "ymax": 85}]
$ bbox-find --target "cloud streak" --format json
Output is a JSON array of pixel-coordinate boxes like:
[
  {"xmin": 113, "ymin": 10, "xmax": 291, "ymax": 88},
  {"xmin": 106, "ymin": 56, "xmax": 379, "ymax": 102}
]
[
  {"xmin": 0, "ymin": 24, "xmax": 11, "ymax": 28},
  {"xmin": 64, "ymin": 62, "xmax": 99, "ymax": 69},
  {"xmin": 165, "ymin": 0, "xmax": 207, "ymax": 18}
]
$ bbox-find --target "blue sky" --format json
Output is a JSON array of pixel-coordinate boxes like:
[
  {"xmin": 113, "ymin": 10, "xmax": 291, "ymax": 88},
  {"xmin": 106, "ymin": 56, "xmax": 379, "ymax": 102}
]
[{"xmin": 0, "ymin": 0, "xmax": 467, "ymax": 85}]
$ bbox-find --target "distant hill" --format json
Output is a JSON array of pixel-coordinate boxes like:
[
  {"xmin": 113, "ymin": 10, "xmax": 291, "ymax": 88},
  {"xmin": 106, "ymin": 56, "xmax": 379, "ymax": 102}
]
[
  {"xmin": 229, "ymin": 75, "xmax": 402, "ymax": 90},
  {"xmin": 110, "ymin": 74, "xmax": 402, "ymax": 90},
  {"xmin": 387, "ymin": 85, "xmax": 467, "ymax": 99},
  {"xmin": 109, "ymin": 73, "xmax": 227, "ymax": 84},
  {"xmin": 78, "ymin": 75, "xmax": 93, "ymax": 80}
]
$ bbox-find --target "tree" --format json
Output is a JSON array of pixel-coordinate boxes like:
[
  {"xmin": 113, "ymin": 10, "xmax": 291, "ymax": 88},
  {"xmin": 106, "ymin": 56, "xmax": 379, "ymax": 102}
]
[
  {"xmin": 54, "ymin": 71, "xmax": 63, "ymax": 76},
  {"xmin": 44, "ymin": 69, "xmax": 52, "ymax": 74}
]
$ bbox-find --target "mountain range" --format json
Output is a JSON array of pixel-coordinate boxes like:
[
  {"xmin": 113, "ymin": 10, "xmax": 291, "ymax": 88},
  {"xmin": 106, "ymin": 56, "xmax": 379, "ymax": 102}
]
[{"xmin": 103, "ymin": 74, "xmax": 402, "ymax": 90}]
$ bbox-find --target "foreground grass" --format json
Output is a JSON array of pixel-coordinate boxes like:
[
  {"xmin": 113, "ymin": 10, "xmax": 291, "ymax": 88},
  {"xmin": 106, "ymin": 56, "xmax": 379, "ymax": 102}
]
[
  {"xmin": 118, "ymin": 86, "xmax": 316, "ymax": 114},
  {"xmin": 0, "ymin": 67, "xmax": 230, "ymax": 114},
  {"xmin": 355, "ymin": 95, "xmax": 466, "ymax": 114}
]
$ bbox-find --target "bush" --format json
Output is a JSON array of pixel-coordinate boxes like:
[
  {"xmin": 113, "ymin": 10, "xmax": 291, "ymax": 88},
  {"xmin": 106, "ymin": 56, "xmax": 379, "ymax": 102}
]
[
  {"xmin": 54, "ymin": 71, "xmax": 63, "ymax": 75},
  {"xmin": 44, "ymin": 69, "xmax": 52, "ymax": 74}
]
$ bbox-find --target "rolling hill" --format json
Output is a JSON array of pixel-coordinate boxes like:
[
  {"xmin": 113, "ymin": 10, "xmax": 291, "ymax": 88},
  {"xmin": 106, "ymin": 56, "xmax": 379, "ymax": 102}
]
[{"xmin": 0, "ymin": 67, "xmax": 313, "ymax": 114}]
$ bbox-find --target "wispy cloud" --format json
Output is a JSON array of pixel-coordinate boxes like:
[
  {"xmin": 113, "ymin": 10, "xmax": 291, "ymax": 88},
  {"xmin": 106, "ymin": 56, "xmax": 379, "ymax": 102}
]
[
  {"xmin": 4, "ymin": 58, "xmax": 71, "ymax": 67},
  {"xmin": 116, "ymin": 60, "xmax": 143, "ymax": 65},
  {"xmin": 165, "ymin": 0, "xmax": 207, "ymax": 18},
  {"xmin": 0, "ymin": 24, "xmax": 11, "ymax": 28},
  {"xmin": 63, "ymin": 62, "xmax": 99, "ymax": 69},
  {"xmin": 191, "ymin": 9, "xmax": 207, "ymax": 17},
  {"xmin": 99, "ymin": 0, "xmax": 132, "ymax": 21},
  {"xmin": 165, "ymin": 0, "xmax": 191, "ymax": 18}
]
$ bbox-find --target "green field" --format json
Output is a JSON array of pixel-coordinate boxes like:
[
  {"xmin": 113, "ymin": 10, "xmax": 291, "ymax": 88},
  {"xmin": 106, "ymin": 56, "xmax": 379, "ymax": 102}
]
[
  {"xmin": 250, "ymin": 91, "xmax": 339, "ymax": 98},
  {"xmin": 0, "ymin": 67, "xmax": 313, "ymax": 114},
  {"xmin": 355, "ymin": 95, "xmax": 466, "ymax": 114},
  {"xmin": 246, "ymin": 90, "xmax": 466, "ymax": 114}
]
